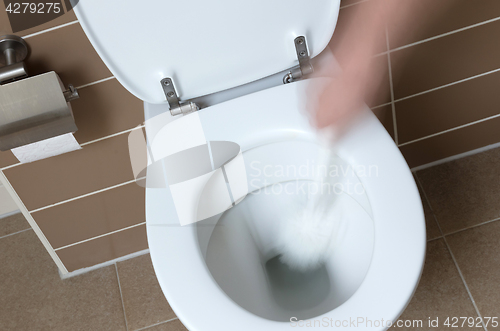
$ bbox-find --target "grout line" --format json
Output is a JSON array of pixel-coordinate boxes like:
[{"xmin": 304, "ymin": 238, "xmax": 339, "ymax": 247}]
[
  {"xmin": 390, "ymin": 16, "xmax": 500, "ymax": 54},
  {"xmin": 22, "ymin": 20, "xmax": 79, "ymax": 39},
  {"xmin": 30, "ymin": 177, "xmax": 145, "ymax": 213},
  {"xmin": 1, "ymin": 163, "xmax": 21, "ymax": 171},
  {"xmin": 394, "ymin": 67, "xmax": 500, "ymax": 103},
  {"xmin": 339, "ymin": 0, "xmax": 370, "ymax": 9},
  {"xmin": 0, "ymin": 170, "xmax": 69, "ymax": 274},
  {"xmin": 426, "ymin": 236, "xmax": 442, "ymax": 243},
  {"xmin": 410, "ymin": 141, "xmax": 500, "ymax": 172},
  {"xmin": 60, "ymin": 248, "xmax": 149, "ymax": 279},
  {"xmin": 134, "ymin": 317, "xmax": 179, "ymax": 331},
  {"xmin": 444, "ymin": 217, "xmax": 500, "ymax": 238},
  {"xmin": 0, "ymin": 209, "xmax": 21, "ymax": 219},
  {"xmin": 80, "ymin": 125, "xmax": 145, "ymax": 147},
  {"xmin": 415, "ymin": 175, "xmax": 488, "ymax": 331},
  {"xmin": 370, "ymin": 102, "xmax": 392, "ymax": 110},
  {"xmin": 398, "ymin": 112, "xmax": 500, "ymax": 147},
  {"xmin": 0, "ymin": 228, "xmax": 32, "ymax": 240},
  {"xmin": 385, "ymin": 25, "xmax": 399, "ymax": 145},
  {"xmin": 76, "ymin": 76, "xmax": 116, "ymax": 90},
  {"xmin": 54, "ymin": 221, "xmax": 146, "ymax": 251},
  {"xmin": 115, "ymin": 263, "xmax": 130, "ymax": 331}
]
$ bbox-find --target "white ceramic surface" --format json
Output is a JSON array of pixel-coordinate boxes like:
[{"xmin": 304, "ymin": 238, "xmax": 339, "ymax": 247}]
[
  {"xmin": 72, "ymin": 0, "xmax": 340, "ymax": 103},
  {"xmin": 145, "ymin": 79, "xmax": 426, "ymax": 330}
]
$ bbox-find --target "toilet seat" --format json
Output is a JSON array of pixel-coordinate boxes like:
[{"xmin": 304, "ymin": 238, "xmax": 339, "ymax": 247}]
[{"xmin": 145, "ymin": 79, "xmax": 426, "ymax": 330}]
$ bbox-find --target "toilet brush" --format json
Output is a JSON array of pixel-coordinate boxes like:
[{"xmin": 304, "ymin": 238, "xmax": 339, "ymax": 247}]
[{"xmin": 277, "ymin": 137, "xmax": 341, "ymax": 272}]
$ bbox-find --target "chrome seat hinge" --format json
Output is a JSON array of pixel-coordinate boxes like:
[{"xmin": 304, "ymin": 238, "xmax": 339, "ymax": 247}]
[
  {"xmin": 161, "ymin": 77, "xmax": 199, "ymax": 116},
  {"xmin": 283, "ymin": 36, "xmax": 314, "ymax": 84}
]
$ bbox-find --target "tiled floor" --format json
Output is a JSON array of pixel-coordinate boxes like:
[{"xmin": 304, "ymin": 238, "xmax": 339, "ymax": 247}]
[{"xmin": 1, "ymin": 147, "xmax": 499, "ymax": 330}]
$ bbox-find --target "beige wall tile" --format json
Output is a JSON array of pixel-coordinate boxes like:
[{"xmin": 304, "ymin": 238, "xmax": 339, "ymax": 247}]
[
  {"xmin": 399, "ymin": 116, "xmax": 500, "ymax": 168},
  {"xmin": 0, "ymin": 213, "xmax": 29, "ymax": 237},
  {"xmin": 144, "ymin": 320, "xmax": 188, "ymax": 331},
  {"xmin": 117, "ymin": 254, "xmax": 176, "ymax": 330},
  {"xmin": 372, "ymin": 104, "xmax": 394, "ymax": 139},
  {"xmin": 387, "ymin": 0, "xmax": 500, "ymax": 49},
  {"xmin": 416, "ymin": 147, "xmax": 500, "ymax": 235},
  {"xmin": 390, "ymin": 239, "xmax": 480, "ymax": 330},
  {"xmin": 447, "ymin": 221, "xmax": 500, "ymax": 319},
  {"xmin": 24, "ymin": 23, "xmax": 112, "ymax": 87},
  {"xmin": 391, "ymin": 20, "xmax": 500, "ymax": 100},
  {"xmin": 57, "ymin": 224, "xmax": 148, "ymax": 272},
  {"xmin": 72, "ymin": 78, "xmax": 144, "ymax": 144},
  {"xmin": 0, "ymin": 151, "xmax": 19, "ymax": 169},
  {"xmin": 4, "ymin": 132, "xmax": 136, "ymax": 211},
  {"xmin": 33, "ymin": 182, "xmax": 145, "ymax": 249},
  {"xmin": 0, "ymin": 230, "xmax": 127, "ymax": 330},
  {"xmin": 396, "ymin": 71, "xmax": 500, "ymax": 144}
]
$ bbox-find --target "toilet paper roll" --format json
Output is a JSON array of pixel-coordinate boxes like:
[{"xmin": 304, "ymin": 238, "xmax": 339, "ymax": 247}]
[{"xmin": 11, "ymin": 132, "xmax": 81, "ymax": 163}]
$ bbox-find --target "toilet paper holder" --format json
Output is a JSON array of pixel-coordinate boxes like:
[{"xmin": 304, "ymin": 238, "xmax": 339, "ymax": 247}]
[{"xmin": 0, "ymin": 34, "xmax": 80, "ymax": 151}]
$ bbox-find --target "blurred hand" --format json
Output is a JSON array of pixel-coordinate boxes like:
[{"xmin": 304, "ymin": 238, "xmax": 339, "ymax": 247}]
[{"xmin": 310, "ymin": 68, "xmax": 367, "ymax": 130}]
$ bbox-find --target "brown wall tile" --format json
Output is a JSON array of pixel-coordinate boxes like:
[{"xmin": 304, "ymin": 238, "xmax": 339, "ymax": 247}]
[
  {"xmin": 4, "ymin": 132, "xmax": 136, "ymax": 211},
  {"xmin": 0, "ymin": 150, "xmax": 19, "ymax": 169},
  {"xmin": 367, "ymin": 54, "xmax": 391, "ymax": 108},
  {"xmin": 399, "ymin": 116, "xmax": 500, "ymax": 168},
  {"xmin": 387, "ymin": 0, "xmax": 500, "ymax": 49},
  {"xmin": 72, "ymin": 79, "xmax": 144, "ymax": 144},
  {"xmin": 396, "ymin": 71, "xmax": 500, "ymax": 144},
  {"xmin": 23, "ymin": 23, "xmax": 111, "ymax": 88},
  {"xmin": 57, "ymin": 224, "xmax": 148, "ymax": 272},
  {"xmin": 372, "ymin": 104, "xmax": 394, "ymax": 139},
  {"xmin": 0, "ymin": 1, "xmax": 77, "ymax": 37},
  {"xmin": 33, "ymin": 182, "xmax": 145, "ymax": 249},
  {"xmin": 391, "ymin": 20, "xmax": 500, "ymax": 100}
]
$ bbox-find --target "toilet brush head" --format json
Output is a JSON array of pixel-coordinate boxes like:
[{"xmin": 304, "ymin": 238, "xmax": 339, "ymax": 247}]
[{"xmin": 277, "ymin": 199, "xmax": 340, "ymax": 272}]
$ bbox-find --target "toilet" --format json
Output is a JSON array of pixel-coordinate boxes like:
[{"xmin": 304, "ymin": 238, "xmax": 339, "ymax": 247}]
[{"xmin": 73, "ymin": 0, "xmax": 426, "ymax": 330}]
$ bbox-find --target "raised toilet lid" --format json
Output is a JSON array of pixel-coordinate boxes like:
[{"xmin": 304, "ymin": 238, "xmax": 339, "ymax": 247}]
[{"xmin": 72, "ymin": 0, "xmax": 339, "ymax": 103}]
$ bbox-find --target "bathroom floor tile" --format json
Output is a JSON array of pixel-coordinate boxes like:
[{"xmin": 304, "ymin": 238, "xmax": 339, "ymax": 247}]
[
  {"xmin": 415, "ymin": 176, "xmax": 441, "ymax": 241},
  {"xmin": 446, "ymin": 220, "xmax": 500, "ymax": 319},
  {"xmin": 142, "ymin": 319, "xmax": 188, "ymax": 331},
  {"xmin": 0, "ymin": 213, "xmax": 30, "ymax": 237},
  {"xmin": 416, "ymin": 147, "xmax": 500, "ymax": 235},
  {"xmin": 116, "ymin": 254, "xmax": 176, "ymax": 331},
  {"xmin": 390, "ymin": 239, "xmax": 480, "ymax": 330},
  {"xmin": 0, "ymin": 230, "xmax": 127, "ymax": 330}
]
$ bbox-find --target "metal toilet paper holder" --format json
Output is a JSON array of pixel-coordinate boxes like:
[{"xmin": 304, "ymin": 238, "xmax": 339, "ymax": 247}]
[{"xmin": 0, "ymin": 34, "xmax": 80, "ymax": 151}]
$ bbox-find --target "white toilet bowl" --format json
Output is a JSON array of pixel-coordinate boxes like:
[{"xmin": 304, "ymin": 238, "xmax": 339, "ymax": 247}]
[
  {"xmin": 72, "ymin": 0, "xmax": 426, "ymax": 329},
  {"xmin": 144, "ymin": 79, "xmax": 426, "ymax": 330}
]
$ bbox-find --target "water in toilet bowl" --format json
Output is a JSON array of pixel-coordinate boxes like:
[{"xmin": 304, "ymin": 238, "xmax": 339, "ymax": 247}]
[
  {"xmin": 198, "ymin": 140, "xmax": 375, "ymax": 322},
  {"xmin": 276, "ymin": 146, "xmax": 343, "ymax": 272}
]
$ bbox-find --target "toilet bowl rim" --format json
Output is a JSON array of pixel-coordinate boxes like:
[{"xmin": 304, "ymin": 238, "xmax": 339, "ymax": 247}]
[{"xmin": 146, "ymin": 108, "xmax": 426, "ymax": 330}]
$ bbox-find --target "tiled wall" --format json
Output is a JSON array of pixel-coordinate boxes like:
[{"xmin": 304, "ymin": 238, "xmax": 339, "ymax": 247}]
[
  {"xmin": 0, "ymin": 4, "xmax": 147, "ymax": 273},
  {"xmin": 1, "ymin": 0, "xmax": 500, "ymax": 273},
  {"xmin": 335, "ymin": 0, "xmax": 500, "ymax": 167}
]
